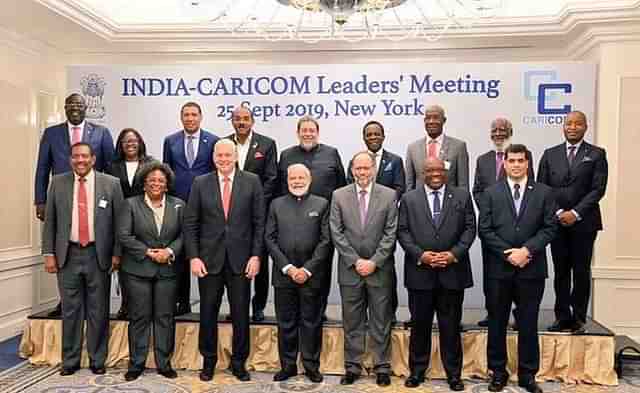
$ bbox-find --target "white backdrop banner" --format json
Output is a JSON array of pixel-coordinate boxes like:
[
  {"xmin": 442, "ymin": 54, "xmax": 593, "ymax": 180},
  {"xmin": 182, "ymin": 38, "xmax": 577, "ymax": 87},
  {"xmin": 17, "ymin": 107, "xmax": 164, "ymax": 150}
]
[{"xmin": 68, "ymin": 62, "xmax": 596, "ymax": 309}]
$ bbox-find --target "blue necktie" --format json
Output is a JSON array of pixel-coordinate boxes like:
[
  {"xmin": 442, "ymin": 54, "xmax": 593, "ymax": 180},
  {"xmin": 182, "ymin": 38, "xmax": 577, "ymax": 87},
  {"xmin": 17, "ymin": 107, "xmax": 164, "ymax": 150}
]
[
  {"xmin": 432, "ymin": 190, "xmax": 441, "ymax": 226},
  {"xmin": 186, "ymin": 135, "xmax": 195, "ymax": 168}
]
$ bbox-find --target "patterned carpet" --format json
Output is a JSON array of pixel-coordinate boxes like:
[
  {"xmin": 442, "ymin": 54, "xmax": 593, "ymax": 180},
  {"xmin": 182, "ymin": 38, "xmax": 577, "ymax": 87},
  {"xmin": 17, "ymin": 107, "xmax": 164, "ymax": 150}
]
[{"xmin": 2, "ymin": 363, "xmax": 640, "ymax": 393}]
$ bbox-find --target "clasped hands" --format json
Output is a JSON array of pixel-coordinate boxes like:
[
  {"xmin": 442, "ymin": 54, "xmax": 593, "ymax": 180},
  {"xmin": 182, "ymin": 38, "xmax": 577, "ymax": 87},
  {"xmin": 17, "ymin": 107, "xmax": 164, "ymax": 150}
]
[
  {"xmin": 503, "ymin": 247, "xmax": 531, "ymax": 268},
  {"xmin": 355, "ymin": 258, "xmax": 376, "ymax": 277},
  {"xmin": 419, "ymin": 251, "xmax": 455, "ymax": 268},
  {"xmin": 146, "ymin": 248, "xmax": 172, "ymax": 264},
  {"xmin": 287, "ymin": 266, "xmax": 310, "ymax": 284},
  {"xmin": 190, "ymin": 256, "xmax": 260, "ymax": 280},
  {"xmin": 557, "ymin": 210, "xmax": 578, "ymax": 227}
]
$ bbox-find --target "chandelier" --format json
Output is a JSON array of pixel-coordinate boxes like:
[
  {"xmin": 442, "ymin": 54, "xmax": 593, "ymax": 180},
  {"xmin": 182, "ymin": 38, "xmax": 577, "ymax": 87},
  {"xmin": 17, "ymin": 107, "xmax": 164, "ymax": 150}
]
[{"xmin": 182, "ymin": 0, "xmax": 505, "ymax": 43}]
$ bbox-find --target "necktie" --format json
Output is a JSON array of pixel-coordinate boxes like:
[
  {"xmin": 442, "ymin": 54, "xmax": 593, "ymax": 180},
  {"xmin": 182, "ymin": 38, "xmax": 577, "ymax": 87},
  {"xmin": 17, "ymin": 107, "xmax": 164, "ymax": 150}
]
[
  {"xmin": 513, "ymin": 183, "xmax": 521, "ymax": 214},
  {"xmin": 432, "ymin": 190, "xmax": 441, "ymax": 226},
  {"xmin": 496, "ymin": 151, "xmax": 505, "ymax": 180},
  {"xmin": 428, "ymin": 139, "xmax": 438, "ymax": 158},
  {"xmin": 568, "ymin": 145, "xmax": 577, "ymax": 165},
  {"xmin": 222, "ymin": 176, "xmax": 231, "ymax": 220},
  {"xmin": 186, "ymin": 135, "xmax": 195, "ymax": 168},
  {"xmin": 77, "ymin": 177, "xmax": 90, "ymax": 246},
  {"xmin": 72, "ymin": 126, "xmax": 82, "ymax": 144},
  {"xmin": 359, "ymin": 189, "xmax": 368, "ymax": 229}
]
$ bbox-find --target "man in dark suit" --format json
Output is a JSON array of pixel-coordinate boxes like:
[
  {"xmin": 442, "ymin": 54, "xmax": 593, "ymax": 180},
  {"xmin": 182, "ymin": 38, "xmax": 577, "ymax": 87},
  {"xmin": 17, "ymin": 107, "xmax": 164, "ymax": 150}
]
[
  {"xmin": 398, "ymin": 157, "xmax": 475, "ymax": 390},
  {"xmin": 330, "ymin": 152, "xmax": 398, "ymax": 387},
  {"xmin": 406, "ymin": 105, "xmax": 469, "ymax": 190},
  {"xmin": 42, "ymin": 142, "xmax": 124, "ymax": 376},
  {"xmin": 347, "ymin": 120, "xmax": 405, "ymax": 322},
  {"xmin": 226, "ymin": 106, "xmax": 278, "ymax": 322},
  {"xmin": 35, "ymin": 93, "xmax": 115, "ymax": 316},
  {"xmin": 184, "ymin": 139, "xmax": 265, "ymax": 382},
  {"xmin": 537, "ymin": 111, "xmax": 608, "ymax": 333},
  {"xmin": 278, "ymin": 116, "xmax": 347, "ymax": 320},
  {"xmin": 478, "ymin": 144, "xmax": 558, "ymax": 393},
  {"xmin": 163, "ymin": 101, "xmax": 219, "ymax": 315},
  {"xmin": 473, "ymin": 117, "xmax": 534, "ymax": 327},
  {"xmin": 265, "ymin": 163, "xmax": 331, "ymax": 383}
]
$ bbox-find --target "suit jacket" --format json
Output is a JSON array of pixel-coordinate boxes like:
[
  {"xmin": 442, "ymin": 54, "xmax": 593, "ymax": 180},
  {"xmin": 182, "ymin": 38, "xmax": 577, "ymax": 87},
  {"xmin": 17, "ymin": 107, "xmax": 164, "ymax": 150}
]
[
  {"xmin": 406, "ymin": 135, "xmax": 469, "ymax": 191},
  {"xmin": 226, "ymin": 132, "xmax": 278, "ymax": 204},
  {"xmin": 42, "ymin": 171, "xmax": 124, "ymax": 271},
  {"xmin": 118, "ymin": 195, "xmax": 185, "ymax": 278},
  {"xmin": 477, "ymin": 179, "xmax": 558, "ymax": 280},
  {"xmin": 35, "ymin": 122, "xmax": 115, "ymax": 204},
  {"xmin": 537, "ymin": 141, "xmax": 608, "ymax": 233},
  {"xmin": 473, "ymin": 149, "xmax": 535, "ymax": 205},
  {"xmin": 265, "ymin": 193, "xmax": 332, "ymax": 289},
  {"xmin": 347, "ymin": 149, "xmax": 406, "ymax": 201},
  {"xmin": 105, "ymin": 156, "xmax": 155, "ymax": 199},
  {"xmin": 330, "ymin": 183, "xmax": 398, "ymax": 287},
  {"xmin": 398, "ymin": 186, "xmax": 476, "ymax": 290},
  {"xmin": 183, "ymin": 171, "xmax": 265, "ymax": 275},
  {"xmin": 162, "ymin": 129, "xmax": 219, "ymax": 202}
]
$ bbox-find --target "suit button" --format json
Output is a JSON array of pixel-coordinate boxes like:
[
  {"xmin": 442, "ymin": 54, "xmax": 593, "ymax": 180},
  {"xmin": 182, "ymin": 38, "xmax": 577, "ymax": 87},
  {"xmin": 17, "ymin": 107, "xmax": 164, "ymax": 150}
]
[
  {"xmin": 435, "ymin": 235, "xmax": 440, "ymax": 239},
  {"xmin": 516, "ymin": 227, "xmax": 520, "ymax": 231}
]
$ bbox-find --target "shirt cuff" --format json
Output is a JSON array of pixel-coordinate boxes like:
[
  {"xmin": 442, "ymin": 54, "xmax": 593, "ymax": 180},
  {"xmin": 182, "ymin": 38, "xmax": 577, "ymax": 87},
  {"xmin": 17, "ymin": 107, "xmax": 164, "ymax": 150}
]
[
  {"xmin": 571, "ymin": 209, "xmax": 582, "ymax": 221},
  {"xmin": 555, "ymin": 209, "xmax": 564, "ymax": 217},
  {"xmin": 166, "ymin": 247, "xmax": 175, "ymax": 263},
  {"xmin": 302, "ymin": 268, "xmax": 312, "ymax": 277},
  {"xmin": 42, "ymin": 253, "xmax": 54, "ymax": 257},
  {"xmin": 282, "ymin": 264, "xmax": 293, "ymax": 274}
]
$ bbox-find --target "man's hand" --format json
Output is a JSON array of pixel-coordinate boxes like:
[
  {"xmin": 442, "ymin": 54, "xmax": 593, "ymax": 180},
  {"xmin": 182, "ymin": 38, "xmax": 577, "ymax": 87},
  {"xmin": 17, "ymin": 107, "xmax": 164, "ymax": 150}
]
[
  {"xmin": 191, "ymin": 258, "xmax": 208, "ymax": 277},
  {"xmin": 44, "ymin": 255, "xmax": 58, "ymax": 273},
  {"xmin": 292, "ymin": 269, "xmax": 309, "ymax": 285},
  {"xmin": 111, "ymin": 256, "xmax": 121, "ymax": 272},
  {"xmin": 245, "ymin": 256, "xmax": 260, "ymax": 280},
  {"xmin": 558, "ymin": 210, "xmax": 578, "ymax": 227},
  {"xmin": 504, "ymin": 247, "xmax": 531, "ymax": 268},
  {"xmin": 419, "ymin": 251, "xmax": 439, "ymax": 266},
  {"xmin": 355, "ymin": 259, "xmax": 376, "ymax": 277},
  {"xmin": 149, "ymin": 248, "xmax": 172, "ymax": 264},
  {"xmin": 35, "ymin": 204, "xmax": 45, "ymax": 222},
  {"xmin": 431, "ymin": 251, "xmax": 456, "ymax": 268}
]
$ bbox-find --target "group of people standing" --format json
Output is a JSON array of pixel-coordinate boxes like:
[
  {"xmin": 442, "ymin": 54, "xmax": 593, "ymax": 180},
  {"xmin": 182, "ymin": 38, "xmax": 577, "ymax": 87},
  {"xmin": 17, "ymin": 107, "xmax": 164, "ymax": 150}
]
[{"xmin": 35, "ymin": 93, "xmax": 607, "ymax": 392}]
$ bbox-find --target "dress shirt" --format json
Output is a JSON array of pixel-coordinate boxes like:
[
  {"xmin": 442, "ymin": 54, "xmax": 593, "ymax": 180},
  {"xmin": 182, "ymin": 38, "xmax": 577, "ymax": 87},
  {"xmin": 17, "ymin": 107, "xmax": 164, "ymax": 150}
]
[
  {"xmin": 423, "ymin": 184, "xmax": 446, "ymax": 218},
  {"xmin": 368, "ymin": 150, "xmax": 382, "ymax": 173},
  {"xmin": 506, "ymin": 176, "xmax": 527, "ymax": 214},
  {"xmin": 566, "ymin": 140, "xmax": 583, "ymax": 159},
  {"xmin": 234, "ymin": 131, "xmax": 253, "ymax": 171},
  {"xmin": 67, "ymin": 121, "xmax": 86, "ymax": 143},
  {"xmin": 125, "ymin": 161, "xmax": 139, "ymax": 187},
  {"xmin": 144, "ymin": 194, "xmax": 166, "ymax": 235},
  {"xmin": 70, "ymin": 169, "xmax": 95, "ymax": 243},
  {"xmin": 218, "ymin": 169, "xmax": 236, "ymax": 193},
  {"xmin": 356, "ymin": 182, "xmax": 373, "ymax": 212},
  {"xmin": 184, "ymin": 129, "xmax": 201, "ymax": 159},
  {"xmin": 425, "ymin": 133, "xmax": 444, "ymax": 158}
]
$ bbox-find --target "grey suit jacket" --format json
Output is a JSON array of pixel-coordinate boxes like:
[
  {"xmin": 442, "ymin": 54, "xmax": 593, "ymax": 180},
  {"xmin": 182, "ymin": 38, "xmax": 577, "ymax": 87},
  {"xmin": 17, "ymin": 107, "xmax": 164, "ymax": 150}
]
[
  {"xmin": 42, "ymin": 171, "xmax": 124, "ymax": 271},
  {"xmin": 405, "ymin": 135, "xmax": 469, "ymax": 191},
  {"xmin": 329, "ymin": 183, "xmax": 398, "ymax": 287},
  {"xmin": 118, "ymin": 195, "xmax": 185, "ymax": 278}
]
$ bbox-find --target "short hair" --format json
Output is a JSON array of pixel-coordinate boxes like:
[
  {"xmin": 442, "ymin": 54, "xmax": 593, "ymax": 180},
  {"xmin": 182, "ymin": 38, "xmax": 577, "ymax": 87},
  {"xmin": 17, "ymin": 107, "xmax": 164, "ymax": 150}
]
[
  {"xmin": 181, "ymin": 101, "xmax": 202, "ymax": 115},
  {"xmin": 490, "ymin": 117, "xmax": 513, "ymax": 136},
  {"xmin": 114, "ymin": 128, "xmax": 148, "ymax": 161},
  {"xmin": 71, "ymin": 142, "xmax": 94, "ymax": 156},
  {"xmin": 137, "ymin": 161, "xmax": 175, "ymax": 191},
  {"xmin": 362, "ymin": 120, "xmax": 385, "ymax": 137},
  {"xmin": 565, "ymin": 110, "xmax": 587, "ymax": 124},
  {"xmin": 424, "ymin": 104, "xmax": 446, "ymax": 119},
  {"xmin": 214, "ymin": 138, "xmax": 237, "ymax": 154},
  {"xmin": 352, "ymin": 150, "xmax": 376, "ymax": 166},
  {"xmin": 65, "ymin": 93, "xmax": 85, "ymax": 106},
  {"xmin": 297, "ymin": 115, "xmax": 319, "ymax": 132},
  {"xmin": 504, "ymin": 143, "xmax": 529, "ymax": 160},
  {"xmin": 287, "ymin": 163, "xmax": 311, "ymax": 178},
  {"xmin": 232, "ymin": 105, "xmax": 254, "ymax": 121}
]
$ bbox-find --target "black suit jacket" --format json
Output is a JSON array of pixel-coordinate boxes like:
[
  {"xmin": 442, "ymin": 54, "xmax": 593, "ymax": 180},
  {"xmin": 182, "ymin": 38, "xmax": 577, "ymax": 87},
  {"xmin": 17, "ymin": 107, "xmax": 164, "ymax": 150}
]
[
  {"xmin": 226, "ymin": 132, "xmax": 278, "ymax": 204},
  {"xmin": 105, "ymin": 156, "xmax": 154, "ymax": 199},
  {"xmin": 398, "ymin": 186, "xmax": 476, "ymax": 290},
  {"xmin": 347, "ymin": 149, "xmax": 406, "ymax": 201},
  {"xmin": 265, "ymin": 193, "xmax": 332, "ymax": 289},
  {"xmin": 478, "ymin": 180, "xmax": 558, "ymax": 280},
  {"xmin": 183, "ymin": 171, "xmax": 265, "ymax": 275},
  {"xmin": 472, "ymin": 149, "xmax": 535, "ymax": 205},
  {"xmin": 537, "ymin": 141, "xmax": 608, "ymax": 233}
]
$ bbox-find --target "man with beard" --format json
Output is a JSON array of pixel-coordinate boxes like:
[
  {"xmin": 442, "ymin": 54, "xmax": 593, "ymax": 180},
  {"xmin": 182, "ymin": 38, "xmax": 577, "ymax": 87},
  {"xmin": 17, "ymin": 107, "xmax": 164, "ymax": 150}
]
[
  {"xmin": 265, "ymin": 164, "xmax": 331, "ymax": 383},
  {"xmin": 226, "ymin": 106, "xmax": 278, "ymax": 322},
  {"xmin": 35, "ymin": 93, "xmax": 115, "ymax": 316},
  {"xmin": 278, "ymin": 116, "xmax": 347, "ymax": 320}
]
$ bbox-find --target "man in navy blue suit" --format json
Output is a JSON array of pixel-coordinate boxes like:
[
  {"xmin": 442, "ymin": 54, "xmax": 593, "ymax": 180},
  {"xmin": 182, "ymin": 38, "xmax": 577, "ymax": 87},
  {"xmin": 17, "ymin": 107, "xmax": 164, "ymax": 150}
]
[
  {"xmin": 34, "ymin": 93, "xmax": 115, "ymax": 317},
  {"xmin": 163, "ymin": 101, "xmax": 219, "ymax": 315}
]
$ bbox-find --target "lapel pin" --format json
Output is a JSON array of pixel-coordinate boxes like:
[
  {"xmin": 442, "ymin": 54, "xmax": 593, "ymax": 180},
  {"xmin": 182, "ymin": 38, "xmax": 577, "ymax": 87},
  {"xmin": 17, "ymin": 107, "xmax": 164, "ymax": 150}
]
[{"xmin": 528, "ymin": 185, "xmax": 533, "ymax": 190}]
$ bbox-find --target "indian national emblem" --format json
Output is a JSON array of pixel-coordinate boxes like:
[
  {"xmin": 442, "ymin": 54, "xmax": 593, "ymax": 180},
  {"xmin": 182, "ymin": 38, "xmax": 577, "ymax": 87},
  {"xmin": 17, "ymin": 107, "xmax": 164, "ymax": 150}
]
[{"xmin": 80, "ymin": 74, "xmax": 106, "ymax": 120}]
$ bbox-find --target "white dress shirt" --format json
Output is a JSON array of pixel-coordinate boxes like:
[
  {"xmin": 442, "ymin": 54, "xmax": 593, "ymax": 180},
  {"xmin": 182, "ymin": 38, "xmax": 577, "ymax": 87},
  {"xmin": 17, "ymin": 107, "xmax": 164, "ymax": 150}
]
[
  {"xmin": 70, "ymin": 169, "xmax": 95, "ymax": 243},
  {"xmin": 218, "ymin": 169, "xmax": 236, "ymax": 193},
  {"xmin": 234, "ymin": 131, "xmax": 253, "ymax": 171},
  {"xmin": 356, "ymin": 181, "xmax": 374, "ymax": 212},
  {"xmin": 423, "ymin": 184, "xmax": 446, "ymax": 217},
  {"xmin": 368, "ymin": 150, "xmax": 382, "ymax": 174},
  {"xmin": 125, "ymin": 161, "xmax": 139, "ymax": 186}
]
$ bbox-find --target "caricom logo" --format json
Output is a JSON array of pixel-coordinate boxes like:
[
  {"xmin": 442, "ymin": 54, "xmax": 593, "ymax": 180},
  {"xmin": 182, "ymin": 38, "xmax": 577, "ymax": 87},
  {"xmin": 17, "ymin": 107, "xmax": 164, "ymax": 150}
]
[{"xmin": 522, "ymin": 70, "xmax": 572, "ymax": 126}]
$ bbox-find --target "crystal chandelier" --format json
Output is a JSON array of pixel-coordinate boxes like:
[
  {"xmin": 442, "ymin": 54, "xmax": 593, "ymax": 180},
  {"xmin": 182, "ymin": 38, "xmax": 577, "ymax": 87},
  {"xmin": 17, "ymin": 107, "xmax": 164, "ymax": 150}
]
[{"xmin": 182, "ymin": 0, "xmax": 505, "ymax": 43}]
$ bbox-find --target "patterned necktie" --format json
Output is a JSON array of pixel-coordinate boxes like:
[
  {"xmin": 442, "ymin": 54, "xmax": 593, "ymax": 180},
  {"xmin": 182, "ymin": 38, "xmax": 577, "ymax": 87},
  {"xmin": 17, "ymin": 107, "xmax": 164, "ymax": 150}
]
[
  {"xmin": 359, "ymin": 189, "xmax": 368, "ymax": 229},
  {"xmin": 186, "ymin": 135, "xmax": 196, "ymax": 168},
  {"xmin": 222, "ymin": 176, "xmax": 231, "ymax": 220},
  {"xmin": 427, "ymin": 139, "xmax": 438, "ymax": 158},
  {"xmin": 72, "ymin": 126, "xmax": 82, "ymax": 144},
  {"xmin": 432, "ymin": 190, "xmax": 441, "ymax": 226},
  {"xmin": 77, "ymin": 177, "xmax": 90, "ymax": 246},
  {"xmin": 496, "ymin": 151, "xmax": 505, "ymax": 180},
  {"xmin": 568, "ymin": 145, "xmax": 577, "ymax": 165},
  {"xmin": 513, "ymin": 183, "xmax": 521, "ymax": 214}
]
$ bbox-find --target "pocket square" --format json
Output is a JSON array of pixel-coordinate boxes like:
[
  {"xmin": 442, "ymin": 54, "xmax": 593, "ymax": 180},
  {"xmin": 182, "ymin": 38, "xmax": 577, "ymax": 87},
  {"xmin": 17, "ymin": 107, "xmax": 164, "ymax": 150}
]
[
  {"xmin": 308, "ymin": 211, "xmax": 319, "ymax": 217},
  {"xmin": 254, "ymin": 151, "xmax": 264, "ymax": 159},
  {"xmin": 582, "ymin": 156, "xmax": 593, "ymax": 162},
  {"xmin": 383, "ymin": 162, "xmax": 393, "ymax": 171}
]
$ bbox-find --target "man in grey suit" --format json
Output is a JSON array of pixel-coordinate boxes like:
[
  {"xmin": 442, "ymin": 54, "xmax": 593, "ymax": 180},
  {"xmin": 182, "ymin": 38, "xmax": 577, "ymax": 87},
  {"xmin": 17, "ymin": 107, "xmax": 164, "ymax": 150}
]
[
  {"xmin": 42, "ymin": 142, "xmax": 124, "ymax": 376},
  {"xmin": 330, "ymin": 151, "xmax": 398, "ymax": 387},
  {"xmin": 406, "ymin": 105, "xmax": 469, "ymax": 190}
]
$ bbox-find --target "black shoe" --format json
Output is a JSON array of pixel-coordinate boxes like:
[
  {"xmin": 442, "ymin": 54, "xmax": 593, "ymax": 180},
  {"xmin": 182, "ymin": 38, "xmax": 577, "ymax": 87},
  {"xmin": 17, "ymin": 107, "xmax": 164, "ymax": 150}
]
[
  {"xmin": 571, "ymin": 321, "xmax": 586, "ymax": 334},
  {"xmin": 125, "ymin": 369, "xmax": 143, "ymax": 381},
  {"xmin": 48, "ymin": 302, "xmax": 62, "ymax": 317},
  {"xmin": 547, "ymin": 319, "xmax": 574, "ymax": 332},
  {"xmin": 305, "ymin": 369, "xmax": 323, "ymax": 383},
  {"xmin": 232, "ymin": 367, "xmax": 251, "ymax": 381},
  {"xmin": 449, "ymin": 377, "xmax": 465, "ymax": 391},
  {"xmin": 225, "ymin": 314, "xmax": 232, "ymax": 321},
  {"xmin": 90, "ymin": 366, "xmax": 106, "ymax": 375},
  {"xmin": 175, "ymin": 303, "xmax": 191, "ymax": 316},
  {"xmin": 321, "ymin": 314, "xmax": 328, "ymax": 323},
  {"xmin": 488, "ymin": 374, "xmax": 508, "ymax": 392},
  {"xmin": 477, "ymin": 317, "xmax": 489, "ymax": 327},
  {"xmin": 511, "ymin": 320, "xmax": 519, "ymax": 331},
  {"xmin": 340, "ymin": 372, "xmax": 359, "ymax": 385},
  {"xmin": 376, "ymin": 373, "xmax": 391, "ymax": 387},
  {"xmin": 273, "ymin": 368, "xmax": 297, "ymax": 382},
  {"xmin": 252, "ymin": 309, "xmax": 265, "ymax": 322},
  {"xmin": 158, "ymin": 368, "xmax": 178, "ymax": 379},
  {"xmin": 116, "ymin": 307, "xmax": 128, "ymax": 320},
  {"xmin": 405, "ymin": 374, "xmax": 424, "ymax": 388},
  {"xmin": 518, "ymin": 380, "xmax": 543, "ymax": 393},
  {"xmin": 60, "ymin": 366, "xmax": 79, "ymax": 376},
  {"xmin": 199, "ymin": 368, "xmax": 214, "ymax": 381}
]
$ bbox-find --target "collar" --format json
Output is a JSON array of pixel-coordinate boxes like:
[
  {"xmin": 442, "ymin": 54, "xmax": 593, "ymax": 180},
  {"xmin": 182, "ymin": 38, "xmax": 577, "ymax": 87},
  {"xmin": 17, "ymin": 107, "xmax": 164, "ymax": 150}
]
[
  {"xmin": 233, "ymin": 131, "xmax": 253, "ymax": 146},
  {"xmin": 368, "ymin": 149, "xmax": 382, "ymax": 157},
  {"xmin": 356, "ymin": 181, "xmax": 373, "ymax": 195},
  {"xmin": 507, "ymin": 176, "xmax": 528, "ymax": 191},
  {"xmin": 74, "ymin": 169, "xmax": 95, "ymax": 183},
  {"xmin": 424, "ymin": 184, "xmax": 445, "ymax": 196},
  {"xmin": 144, "ymin": 193, "xmax": 166, "ymax": 208},
  {"xmin": 298, "ymin": 143, "xmax": 320, "ymax": 153},
  {"xmin": 184, "ymin": 129, "xmax": 201, "ymax": 139},
  {"xmin": 566, "ymin": 140, "xmax": 583, "ymax": 151},
  {"xmin": 67, "ymin": 121, "xmax": 85, "ymax": 130},
  {"xmin": 427, "ymin": 133, "xmax": 444, "ymax": 145},
  {"xmin": 289, "ymin": 191, "xmax": 310, "ymax": 202},
  {"xmin": 218, "ymin": 169, "xmax": 236, "ymax": 182}
]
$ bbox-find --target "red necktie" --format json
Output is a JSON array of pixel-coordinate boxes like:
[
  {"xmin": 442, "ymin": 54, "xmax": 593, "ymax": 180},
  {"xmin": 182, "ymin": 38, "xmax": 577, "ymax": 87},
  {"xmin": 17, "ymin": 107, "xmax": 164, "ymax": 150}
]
[
  {"xmin": 222, "ymin": 177, "xmax": 231, "ymax": 220},
  {"xmin": 427, "ymin": 139, "xmax": 437, "ymax": 158},
  {"xmin": 72, "ymin": 126, "xmax": 82, "ymax": 144},
  {"xmin": 77, "ymin": 177, "xmax": 90, "ymax": 246}
]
